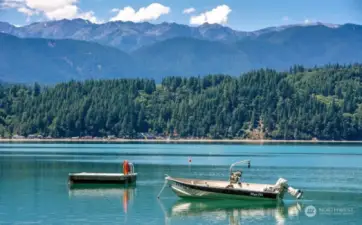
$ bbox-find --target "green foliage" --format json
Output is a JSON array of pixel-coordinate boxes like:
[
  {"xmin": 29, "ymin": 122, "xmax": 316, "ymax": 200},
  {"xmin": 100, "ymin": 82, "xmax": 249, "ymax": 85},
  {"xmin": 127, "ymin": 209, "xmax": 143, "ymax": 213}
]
[{"xmin": 2, "ymin": 64, "xmax": 362, "ymax": 140}]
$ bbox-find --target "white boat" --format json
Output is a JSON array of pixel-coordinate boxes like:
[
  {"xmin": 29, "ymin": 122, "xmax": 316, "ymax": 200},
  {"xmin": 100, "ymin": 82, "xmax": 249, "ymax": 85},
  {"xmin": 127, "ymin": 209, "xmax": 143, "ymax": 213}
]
[{"xmin": 158, "ymin": 160, "xmax": 303, "ymax": 201}]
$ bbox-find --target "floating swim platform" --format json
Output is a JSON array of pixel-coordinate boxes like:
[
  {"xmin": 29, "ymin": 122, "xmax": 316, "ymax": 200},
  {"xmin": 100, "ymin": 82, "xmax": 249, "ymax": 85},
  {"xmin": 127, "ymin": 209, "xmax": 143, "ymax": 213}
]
[{"xmin": 68, "ymin": 172, "xmax": 137, "ymax": 187}]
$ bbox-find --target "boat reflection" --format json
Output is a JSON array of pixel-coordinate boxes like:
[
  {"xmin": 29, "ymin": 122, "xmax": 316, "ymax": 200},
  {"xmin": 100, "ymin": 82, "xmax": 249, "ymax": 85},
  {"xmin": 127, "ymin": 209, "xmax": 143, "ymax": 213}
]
[{"xmin": 161, "ymin": 199, "xmax": 303, "ymax": 225}]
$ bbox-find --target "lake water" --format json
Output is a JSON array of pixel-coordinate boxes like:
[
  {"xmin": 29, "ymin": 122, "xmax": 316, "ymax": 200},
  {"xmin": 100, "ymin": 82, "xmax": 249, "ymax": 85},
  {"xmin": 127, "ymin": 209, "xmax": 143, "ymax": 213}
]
[{"xmin": 0, "ymin": 143, "xmax": 361, "ymax": 225}]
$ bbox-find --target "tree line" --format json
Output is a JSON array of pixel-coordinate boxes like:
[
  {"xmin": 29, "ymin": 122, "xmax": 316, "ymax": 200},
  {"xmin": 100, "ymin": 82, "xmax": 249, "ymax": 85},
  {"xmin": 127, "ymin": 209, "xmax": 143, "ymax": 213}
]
[{"xmin": 2, "ymin": 64, "xmax": 362, "ymax": 140}]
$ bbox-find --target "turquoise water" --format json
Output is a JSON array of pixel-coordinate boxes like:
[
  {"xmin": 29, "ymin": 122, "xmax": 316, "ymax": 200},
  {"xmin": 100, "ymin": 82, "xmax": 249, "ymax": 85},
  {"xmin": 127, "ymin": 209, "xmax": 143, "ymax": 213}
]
[{"xmin": 0, "ymin": 143, "xmax": 361, "ymax": 224}]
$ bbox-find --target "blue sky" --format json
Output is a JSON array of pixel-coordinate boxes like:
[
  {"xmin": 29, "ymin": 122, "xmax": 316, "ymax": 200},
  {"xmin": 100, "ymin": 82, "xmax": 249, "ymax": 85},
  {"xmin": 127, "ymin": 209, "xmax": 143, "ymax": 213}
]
[{"xmin": 0, "ymin": 0, "xmax": 361, "ymax": 31}]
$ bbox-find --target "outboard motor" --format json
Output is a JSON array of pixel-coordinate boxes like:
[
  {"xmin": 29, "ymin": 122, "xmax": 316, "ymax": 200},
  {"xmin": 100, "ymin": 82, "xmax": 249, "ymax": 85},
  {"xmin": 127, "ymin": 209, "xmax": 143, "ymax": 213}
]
[
  {"xmin": 288, "ymin": 186, "xmax": 303, "ymax": 199},
  {"xmin": 274, "ymin": 178, "xmax": 303, "ymax": 199}
]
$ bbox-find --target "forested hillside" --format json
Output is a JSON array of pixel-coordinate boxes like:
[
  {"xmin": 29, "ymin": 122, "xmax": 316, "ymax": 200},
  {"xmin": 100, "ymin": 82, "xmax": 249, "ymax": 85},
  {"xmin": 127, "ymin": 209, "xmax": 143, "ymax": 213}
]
[{"xmin": 1, "ymin": 64, "xmax": 362, "ymax": 140}]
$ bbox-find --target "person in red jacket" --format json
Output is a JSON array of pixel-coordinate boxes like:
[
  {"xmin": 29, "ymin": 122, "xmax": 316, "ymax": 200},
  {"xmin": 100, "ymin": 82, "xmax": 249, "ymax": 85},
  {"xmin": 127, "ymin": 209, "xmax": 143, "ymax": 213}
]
[{"xmin": 123, "ymin": 160, "xmax": 130, "ymax": 175}]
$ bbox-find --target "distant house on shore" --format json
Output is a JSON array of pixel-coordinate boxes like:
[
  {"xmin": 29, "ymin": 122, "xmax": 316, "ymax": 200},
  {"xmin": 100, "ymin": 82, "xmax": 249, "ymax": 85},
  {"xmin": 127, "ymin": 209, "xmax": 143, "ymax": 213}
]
[
  {"xmin": 107, "ymin": 135, "xmax": 116, "ymax": 140},
  {"xmin": 82, "ymin": 136, "xmax": 93, "ymax": 140},
  {"xmin": 135, "ymin": 133, "xmax": 144, "ymax": 139},
  {"xmin": 26, "ymin": 134, "xmax": 43, "ymax": 139},
  {"xmin": 28, "ymin": 134, "xmax": 37, "ymax": 139},
  {"xmin": 141, "ymin": 133, "xmax": 156, "ymax": 140},
  {"xmin": 12, "ymin": 135, "xmax": 25, "ymax": 139}
]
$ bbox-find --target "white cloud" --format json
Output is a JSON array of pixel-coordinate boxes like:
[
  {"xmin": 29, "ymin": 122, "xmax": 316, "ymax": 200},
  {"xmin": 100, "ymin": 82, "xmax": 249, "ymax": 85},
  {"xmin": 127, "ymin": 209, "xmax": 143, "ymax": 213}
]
[
  {"xmin": 25, "ymin": 0, "xmax": 77, "ymax": 12},
  {"xmin": 183, "ymin": 7, "xmax": 195, "ymax": 14},
  {"xmin": 110, "ymin": 8, "xmax": 119, "ymax": 13},
  {"xmin": 2, "ymin": 0, "xmax": 100, "ymax": 23},
  {"xmin": 110, "ymin": 3, "xmax": 170, "ymax": 22},
  {"xmin": 190, "ymin": 5, "xmax": 231, "ymax": 25},
  {"xmin": 17, "ymin": 6, "xmax": 36, "ymax": 16},
  {"xmin": 78, "ymin": 11, "xmax": 100, "ymax": 24},
  {"xmin": 44, "ymin": 4, "xmax": 78, "ymax": 20},
  {"xmin": 282, "ymin": 16, "xmax": 289, "ymax": 22}
]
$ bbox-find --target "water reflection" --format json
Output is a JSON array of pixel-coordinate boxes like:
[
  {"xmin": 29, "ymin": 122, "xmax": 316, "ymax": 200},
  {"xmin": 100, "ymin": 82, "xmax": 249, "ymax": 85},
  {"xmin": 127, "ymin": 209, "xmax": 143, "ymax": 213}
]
[
  {"xmin": 68, "ymin": 185, "xmax": 136, "ymax": 214},
  {"xmin": 160, "ymin": 199, "xmax": 303, "ymax": 225}
]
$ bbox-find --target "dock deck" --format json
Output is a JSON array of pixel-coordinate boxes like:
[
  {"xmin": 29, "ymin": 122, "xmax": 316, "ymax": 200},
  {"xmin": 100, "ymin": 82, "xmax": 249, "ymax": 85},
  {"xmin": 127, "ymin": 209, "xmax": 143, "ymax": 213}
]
[{"xmin": 68, "ymin": 172, "xmax": 137, "ymax": 186}]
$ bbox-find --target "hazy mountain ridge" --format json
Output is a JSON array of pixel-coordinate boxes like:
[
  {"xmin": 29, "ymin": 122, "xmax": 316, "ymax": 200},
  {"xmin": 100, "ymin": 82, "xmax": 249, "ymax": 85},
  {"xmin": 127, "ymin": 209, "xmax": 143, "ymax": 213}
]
[
  {"xmin": 132, "ymin": 24, "xmax": 362, "ymax": 76},
  {"xmin": 131, "ymin": 37, "xmax": 250, "ymax": 77},
  {"xmin": 0, "ymin": 19, "xmax": 343, "ymax": 52},
  {"xmin": 0, "ymin": 19, "xmax": 249, "ymax": 52},
  {"xmin": 1, "ymin": 20, "xmax": 362, "ymax": 83},
  {"xmin": 0, "ymin": 33, "xmax": 140, "ymax": 83}
]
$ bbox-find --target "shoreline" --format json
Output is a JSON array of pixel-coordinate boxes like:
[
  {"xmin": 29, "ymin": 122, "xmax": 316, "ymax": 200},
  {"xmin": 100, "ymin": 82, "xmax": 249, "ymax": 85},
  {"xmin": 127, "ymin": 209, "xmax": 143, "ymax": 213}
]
[{"xmin": 1, "ymin": 138, "xmax": 362, "ymax": 144}]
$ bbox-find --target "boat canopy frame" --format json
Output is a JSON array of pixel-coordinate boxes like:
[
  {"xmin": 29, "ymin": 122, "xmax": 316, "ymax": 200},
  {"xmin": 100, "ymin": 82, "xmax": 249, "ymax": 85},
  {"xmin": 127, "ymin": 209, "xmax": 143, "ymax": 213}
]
[{"xmin": 229, "ymin": 160, "xmax": 251, "ymax": 174}]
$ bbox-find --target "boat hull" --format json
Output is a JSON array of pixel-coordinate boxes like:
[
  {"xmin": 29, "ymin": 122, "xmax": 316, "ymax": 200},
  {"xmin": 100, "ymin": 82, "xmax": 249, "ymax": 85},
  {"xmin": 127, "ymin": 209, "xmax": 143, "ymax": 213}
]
[{"xmin": 169, "ymin": 179, "xmax": 280, "ymax": 201}]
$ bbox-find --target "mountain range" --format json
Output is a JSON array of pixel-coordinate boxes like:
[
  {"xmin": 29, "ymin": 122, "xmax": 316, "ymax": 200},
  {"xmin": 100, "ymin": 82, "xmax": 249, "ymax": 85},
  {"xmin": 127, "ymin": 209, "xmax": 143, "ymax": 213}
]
[
  {"xmin": 0, "ymin": 33, "xmax": 140, "ymax": 83},
  {"xmin": 1, "ymin": 19, "xmax": 362, "ymax": 83},
  {"xmin": 0, "ymin": 19, "xmax": 248, "ymax": 52}
]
